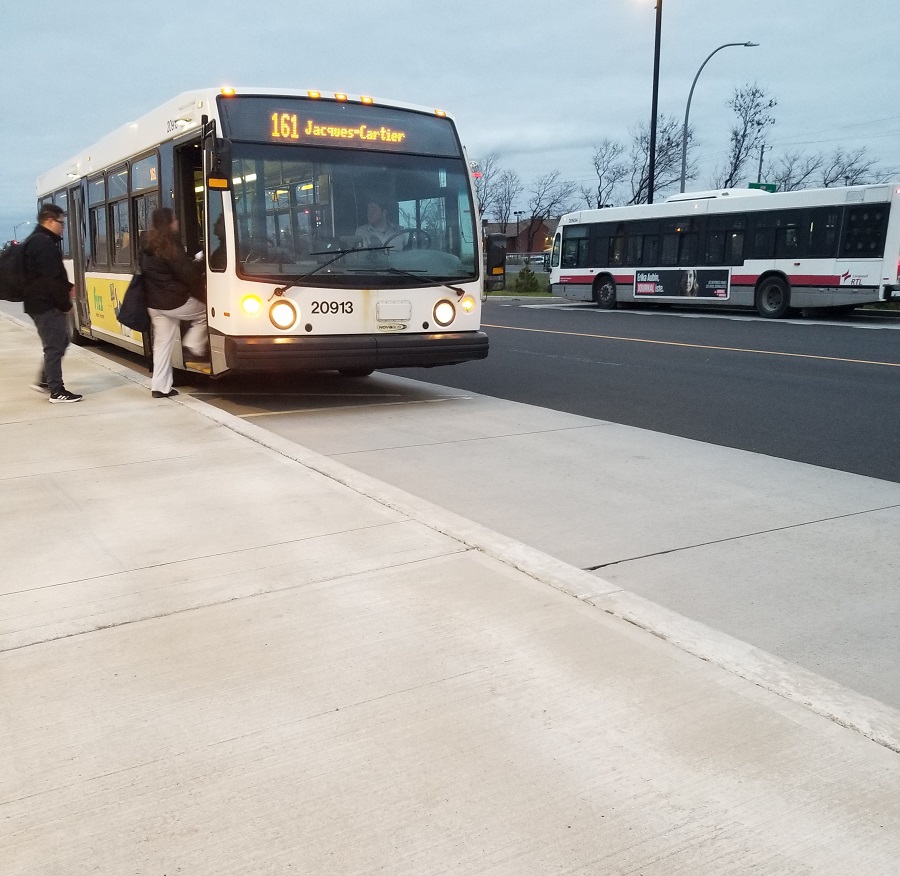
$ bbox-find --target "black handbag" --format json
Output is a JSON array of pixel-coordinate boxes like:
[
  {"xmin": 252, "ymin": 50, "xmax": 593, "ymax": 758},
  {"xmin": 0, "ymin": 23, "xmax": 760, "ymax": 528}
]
[{"xmin": 117, "ymin": 274, "xmax": 151, "ymax": 333}]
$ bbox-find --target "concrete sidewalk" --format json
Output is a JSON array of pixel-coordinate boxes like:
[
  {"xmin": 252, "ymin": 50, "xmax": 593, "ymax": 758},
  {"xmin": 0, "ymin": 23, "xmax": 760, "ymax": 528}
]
[{"xmin": 2, "ymin": 314, "xmax": 900, "ymax": 874}]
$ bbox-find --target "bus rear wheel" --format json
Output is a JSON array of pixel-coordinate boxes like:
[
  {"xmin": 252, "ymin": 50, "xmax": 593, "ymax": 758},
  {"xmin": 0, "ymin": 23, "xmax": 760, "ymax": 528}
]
[
  {"xmin": 593, "ymin": 276, "xmax": 617, "ymax": 309},
  {"xmin": 755, "ymin": 276, "xmax": 791, "ymax": 318}
]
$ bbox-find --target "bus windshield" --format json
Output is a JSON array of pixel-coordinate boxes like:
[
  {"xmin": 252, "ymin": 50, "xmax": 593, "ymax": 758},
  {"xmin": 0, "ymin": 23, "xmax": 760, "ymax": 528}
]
[{"xmin": 230, "ymin": 144, "xmax": 478, "ymax": 287}]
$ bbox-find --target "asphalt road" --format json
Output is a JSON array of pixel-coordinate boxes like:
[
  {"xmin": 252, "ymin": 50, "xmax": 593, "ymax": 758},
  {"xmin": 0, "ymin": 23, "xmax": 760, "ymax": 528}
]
[{"xmin": 391, "ymin": 300, "xmax": 900, "ymax": 483}]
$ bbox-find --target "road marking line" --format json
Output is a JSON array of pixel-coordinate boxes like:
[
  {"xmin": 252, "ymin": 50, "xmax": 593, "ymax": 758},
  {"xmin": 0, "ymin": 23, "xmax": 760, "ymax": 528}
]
[{"xmin": 482, "ymin": 323, "xmax": 900, "ymax": 368}]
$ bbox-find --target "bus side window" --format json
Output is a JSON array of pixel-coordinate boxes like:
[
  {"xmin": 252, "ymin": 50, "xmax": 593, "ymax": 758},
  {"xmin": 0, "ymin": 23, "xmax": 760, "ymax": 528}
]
[
  {"xmin": 839, "ymin": 205, "xmax": 888, "ymax": 258},
  {"xmin": 746, "ymin": 213, "xmax": 775, "ymax": 259},
  {"xmin": 726, "ymin": 231, "xmax": 745, "ymax": 265},
  {"xmin": 808, "ymin": 207, "xmax": 840, "ymax": 258},
  {"xmin": 610, "ymin": 234, "xmax": 625, "ymax": 266},
  {"xmin": 706, "ymin": 231, "xmax": 726, "ymax": 265},
  {"xmin": 626, "ymin": 234, "xmax": 642, "ymax": 265},
  {"xmin": 561, "ymin": 239, "xmax": 579, "ymax": 268},
  {"xmin": 208, "ymin": 192, "xmax": 227, "ymax": 272}
]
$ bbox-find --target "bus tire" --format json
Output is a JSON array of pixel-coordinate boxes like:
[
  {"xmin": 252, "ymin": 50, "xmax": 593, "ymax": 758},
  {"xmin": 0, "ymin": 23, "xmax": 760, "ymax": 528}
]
[
  {"xmin": 755, "ymin": 276, "xmax": 791, "ymax": 318},
  {"xmin": 593, "ymin": 275, "xmax": 617, "ymax": 309}
]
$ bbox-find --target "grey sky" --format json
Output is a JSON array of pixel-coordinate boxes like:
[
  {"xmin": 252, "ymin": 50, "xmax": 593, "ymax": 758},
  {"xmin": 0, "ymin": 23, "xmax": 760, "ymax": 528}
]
[{"xmin": 2, "ymin": 0, "xmax": 899, "ymax": 238}]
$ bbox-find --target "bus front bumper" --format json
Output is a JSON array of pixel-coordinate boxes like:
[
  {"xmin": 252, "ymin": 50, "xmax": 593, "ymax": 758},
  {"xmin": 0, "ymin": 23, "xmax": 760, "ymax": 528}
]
[{"xmin": 218, "ymin": 330, "xmax": 489, "ymax": 373}]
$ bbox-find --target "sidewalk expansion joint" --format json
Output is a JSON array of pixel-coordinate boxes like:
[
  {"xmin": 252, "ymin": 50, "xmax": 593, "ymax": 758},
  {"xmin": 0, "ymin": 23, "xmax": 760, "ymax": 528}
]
[{"xmin": 583, "ymin": 503, "xmax": 900, "ymax": 570}]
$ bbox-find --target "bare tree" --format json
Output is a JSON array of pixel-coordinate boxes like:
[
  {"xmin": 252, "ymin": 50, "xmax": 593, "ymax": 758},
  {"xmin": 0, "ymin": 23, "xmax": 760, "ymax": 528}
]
[
  {"xmin": 494, "ymin": 169, "xmax": 523, "ymax": 233},
  {"xmin": 820, "ymin": 146, "xmax": 880, "ymax": 187},
  {"xmin": 713, "ymin": 83, "xmax": 776, "ymax": 188},
  {"xmin": 764, "ymin": 151, "xmax": 823, "ymax": 192},
  {"xmin": 626, "ymin": 115, "xmax": 685, "ymax": 204},
  {"xmin": 472, "ymin": 153, "xmax": 501, "ymax": 217},
  {"xmin": 581, "ymin": 139, "xmax": 628, "ymax": 209},
  {"xmin": 524, "ymin": 171, "xmax": 578, "ymax": 251}
]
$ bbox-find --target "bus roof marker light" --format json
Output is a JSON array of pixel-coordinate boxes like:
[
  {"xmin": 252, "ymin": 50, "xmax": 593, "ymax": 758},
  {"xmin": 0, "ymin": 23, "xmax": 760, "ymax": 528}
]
[
  {"xmin": 361, "ymin": 96, "xmax": 374, "ymax": 105},
  {"xmin": 435, "ymin": 109, "xmax": 447, "ymax": 117},
  {"xmin": 220, "ymin": 87, "xmax": 236, "ymax": 97},
  {"xmin": 334, "ymin": 93, "xmax": 348, "ymax": 101},
  {"xmin": 307, "ymin": 91, "xmax": 321, "ymax": 99}
]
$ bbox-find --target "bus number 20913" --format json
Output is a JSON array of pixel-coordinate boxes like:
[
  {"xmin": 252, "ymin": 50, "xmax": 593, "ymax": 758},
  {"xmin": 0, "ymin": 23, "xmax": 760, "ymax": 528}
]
[{"xmin": 311, "ymin": 301, "xmax": 354, "ymax": 315}]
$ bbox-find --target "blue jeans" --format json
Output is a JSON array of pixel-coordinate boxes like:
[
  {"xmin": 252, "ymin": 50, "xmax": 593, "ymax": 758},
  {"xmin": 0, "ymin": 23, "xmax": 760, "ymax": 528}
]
[{"xmin": 31, "ymin": 308, "xmax": 70, "ymax": 394}]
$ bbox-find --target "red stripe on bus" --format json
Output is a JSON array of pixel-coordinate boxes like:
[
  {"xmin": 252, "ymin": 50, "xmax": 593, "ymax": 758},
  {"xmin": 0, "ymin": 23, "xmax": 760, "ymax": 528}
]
[
  {"xmin": 559, "ymin": 275, "xmax": 634, "ymax": 284},
  {"xmin": 732, "ymin": 274, "xmax": 842, "ymax": 286},
  {"xmin": 563, "ymin": 273, "xmax": 848, "ymax": 287}
]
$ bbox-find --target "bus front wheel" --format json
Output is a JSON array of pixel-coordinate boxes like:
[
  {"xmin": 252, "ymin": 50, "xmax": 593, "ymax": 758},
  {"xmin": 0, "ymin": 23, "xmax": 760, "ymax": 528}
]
[
  {"xmin": 755, "ymin": 276, "xmax": 791, "ymax": 318},
  {"xmin": 593, "ymin": 276, "xmax": 617, "ymax": 309}
]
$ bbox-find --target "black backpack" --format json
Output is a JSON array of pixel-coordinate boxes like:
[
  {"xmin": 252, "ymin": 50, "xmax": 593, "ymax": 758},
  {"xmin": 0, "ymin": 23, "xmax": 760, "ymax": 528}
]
[{"xmin": 0, "ymin": 239, "xmax": 29, "ymax": 302}]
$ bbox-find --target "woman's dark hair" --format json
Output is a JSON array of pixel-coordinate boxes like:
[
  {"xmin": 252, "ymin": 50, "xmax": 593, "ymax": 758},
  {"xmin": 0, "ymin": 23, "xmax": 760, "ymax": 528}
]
[{"xmin": 144, "ymin": 207, "xmax": 181, "ymax": 261}]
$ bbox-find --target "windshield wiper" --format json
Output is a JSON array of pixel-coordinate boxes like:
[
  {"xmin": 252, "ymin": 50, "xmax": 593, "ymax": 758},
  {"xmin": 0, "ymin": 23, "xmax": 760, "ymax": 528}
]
[
  {"xmin": 270, "ymin": 246, "xmax": 386, "ymax": 298},
  {"xmin": 349, "ymin": 265, "xmax": 468, "ymax": 297}
]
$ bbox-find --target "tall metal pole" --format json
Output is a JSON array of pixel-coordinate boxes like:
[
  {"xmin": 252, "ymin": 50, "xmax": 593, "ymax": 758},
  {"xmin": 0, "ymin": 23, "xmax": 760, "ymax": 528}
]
[
  {"xmin": 647, "ymin": 0, "xmax": 663, "ymax": 204},
  {"xmin": 679, "ymin": 41, "xmax": 759, "ymax": 193}
]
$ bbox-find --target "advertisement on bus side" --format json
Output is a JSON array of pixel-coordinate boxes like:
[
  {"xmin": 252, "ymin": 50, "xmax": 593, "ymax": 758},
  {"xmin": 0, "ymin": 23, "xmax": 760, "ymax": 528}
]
[{"xmin": 634, "ymin": 269, "xmax": 729, "ymax": 299}]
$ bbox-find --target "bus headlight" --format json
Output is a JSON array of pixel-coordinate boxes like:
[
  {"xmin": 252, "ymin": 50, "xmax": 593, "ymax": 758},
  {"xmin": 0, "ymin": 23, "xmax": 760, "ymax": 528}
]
[
  {"xmin": 270, "ymin": 299, "xmax": 298, "ymax": 330},
  {"xmin": 433, "ymin": 299, "xmax": 455, "ymax": 327},
  {"xmin": 241, "ymin": 294, "xmax": 263, "ymax": 316},
  {"xmin": 461, "ymin": 295, "xmax": 476, "ymax": 313}
]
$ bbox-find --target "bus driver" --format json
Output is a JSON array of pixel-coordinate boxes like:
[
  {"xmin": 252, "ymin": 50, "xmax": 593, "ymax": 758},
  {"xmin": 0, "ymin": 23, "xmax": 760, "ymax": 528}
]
[{"xmin": 355, "ymin": 200, "xmax": 404, "ymax": 251}]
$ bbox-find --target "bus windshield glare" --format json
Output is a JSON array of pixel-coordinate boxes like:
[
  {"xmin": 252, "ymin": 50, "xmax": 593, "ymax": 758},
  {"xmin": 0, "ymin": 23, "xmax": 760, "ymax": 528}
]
[{"xmin": 230, "ymin": 144, "xmax": 477, "ymax": 287}]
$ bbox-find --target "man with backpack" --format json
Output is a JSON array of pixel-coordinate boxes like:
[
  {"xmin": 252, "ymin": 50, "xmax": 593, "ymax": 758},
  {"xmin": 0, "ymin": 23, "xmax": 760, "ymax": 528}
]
[{"xmin": 23, "ymin": 204, "xmax": 82, "ymax": 403}]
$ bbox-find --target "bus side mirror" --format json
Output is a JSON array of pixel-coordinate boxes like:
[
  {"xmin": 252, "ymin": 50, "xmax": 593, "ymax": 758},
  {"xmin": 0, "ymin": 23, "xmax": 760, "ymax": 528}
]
[
  {"xmin": 485, "ymin": 233, "xmax": 507, "ymax": 291},
  {"xmin": 207, "ymin": 138, "xmax": 233, "ymax": 191}
]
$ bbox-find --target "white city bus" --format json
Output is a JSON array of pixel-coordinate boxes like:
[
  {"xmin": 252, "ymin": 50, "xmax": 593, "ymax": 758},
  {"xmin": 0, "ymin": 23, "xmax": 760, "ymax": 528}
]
[
  {"xmin": 37, "ymin": 87, "xmax": 501, "ymax": 376},
  {"xmin": 548, "ymin": 184, "xmax": 900, "ymax": 317}
]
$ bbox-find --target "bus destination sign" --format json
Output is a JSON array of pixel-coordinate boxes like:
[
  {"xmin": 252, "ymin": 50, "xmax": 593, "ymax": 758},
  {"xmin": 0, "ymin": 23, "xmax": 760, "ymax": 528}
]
[
  {"xmin": 270, "ymin": 112, "xmax": 407, "ymax": 146},
  {"xmin": 219, "ymin": 95, "xmax": 460, "ymax": 157}
]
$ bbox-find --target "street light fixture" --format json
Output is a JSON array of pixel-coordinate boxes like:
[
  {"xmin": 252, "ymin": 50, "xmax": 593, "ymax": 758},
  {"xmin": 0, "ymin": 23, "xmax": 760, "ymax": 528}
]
[
  {"xmin": 13, "ymin": 220, "xmax": 32, "ymax": 241},
  {"xmin": 513, "ymin": 210, "xmax": 525, "ymax": 254},
  {"xmin": 679, "ymin": 41, "xmax": 759, "ymax": 193}
]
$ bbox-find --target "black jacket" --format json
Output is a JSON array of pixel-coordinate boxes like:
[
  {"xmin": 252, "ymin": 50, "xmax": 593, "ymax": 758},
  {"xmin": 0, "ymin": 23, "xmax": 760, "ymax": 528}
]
[
  {"xmin": 139, "ymin": 236, "xmax": 204, "ymax": 311},
  {"xmin": 23, "ymin": 225, "xmax": 72, "ymax": 316}
]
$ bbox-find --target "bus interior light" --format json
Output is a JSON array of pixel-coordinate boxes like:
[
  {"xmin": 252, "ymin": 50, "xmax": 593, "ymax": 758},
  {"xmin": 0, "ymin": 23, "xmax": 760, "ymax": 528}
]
[{"xmin": 270, "ymin": 299, "xmax": 298, "ymax": 330}]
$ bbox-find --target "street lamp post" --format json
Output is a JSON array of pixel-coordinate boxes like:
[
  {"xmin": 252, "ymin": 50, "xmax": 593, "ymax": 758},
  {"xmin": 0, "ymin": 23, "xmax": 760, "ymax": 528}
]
[
  {"xmin": 13, "ymin": 221, "xmax": 32, "ymax": 241},
  {"xmin": 647, "ymin": 0, "xmax": 663, "ymax": 205},
  {"xmin": 679, "ymin": 41, "xmax": 759, "ymax": 193},
  {"xmin": 513, "ymin": 210, "xmax": 524, "ymax": 254}
]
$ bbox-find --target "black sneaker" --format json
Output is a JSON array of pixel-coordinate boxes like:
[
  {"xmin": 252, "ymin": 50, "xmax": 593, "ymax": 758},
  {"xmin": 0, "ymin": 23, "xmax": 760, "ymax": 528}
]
[
  {"xmin": 49, "ymin": 389, "xmax": 83, "ymax": 404},
  {"xmin": 30, "ymin": 382, "xmax": 50, "ymax": 393},
  {"xmin": 151, "ymin": 389, "xmax": 179, "ymax": 398}
]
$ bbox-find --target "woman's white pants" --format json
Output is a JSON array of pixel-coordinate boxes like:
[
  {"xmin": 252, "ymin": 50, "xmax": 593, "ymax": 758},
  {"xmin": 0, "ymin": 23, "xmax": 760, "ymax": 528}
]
[{"xmin": 148, "ymin": 297, "xmax": 208, "ymax": 393}]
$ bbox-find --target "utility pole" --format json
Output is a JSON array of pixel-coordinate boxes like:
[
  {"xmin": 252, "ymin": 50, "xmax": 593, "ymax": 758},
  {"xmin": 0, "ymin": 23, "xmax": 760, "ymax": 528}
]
[
  {"xmin": 757, "ymin": 143, "xmax": 767, "ymax": 184},
  {"xmin": 647, "ymin": 0, "xmax": 663, "ymax": 204}
]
